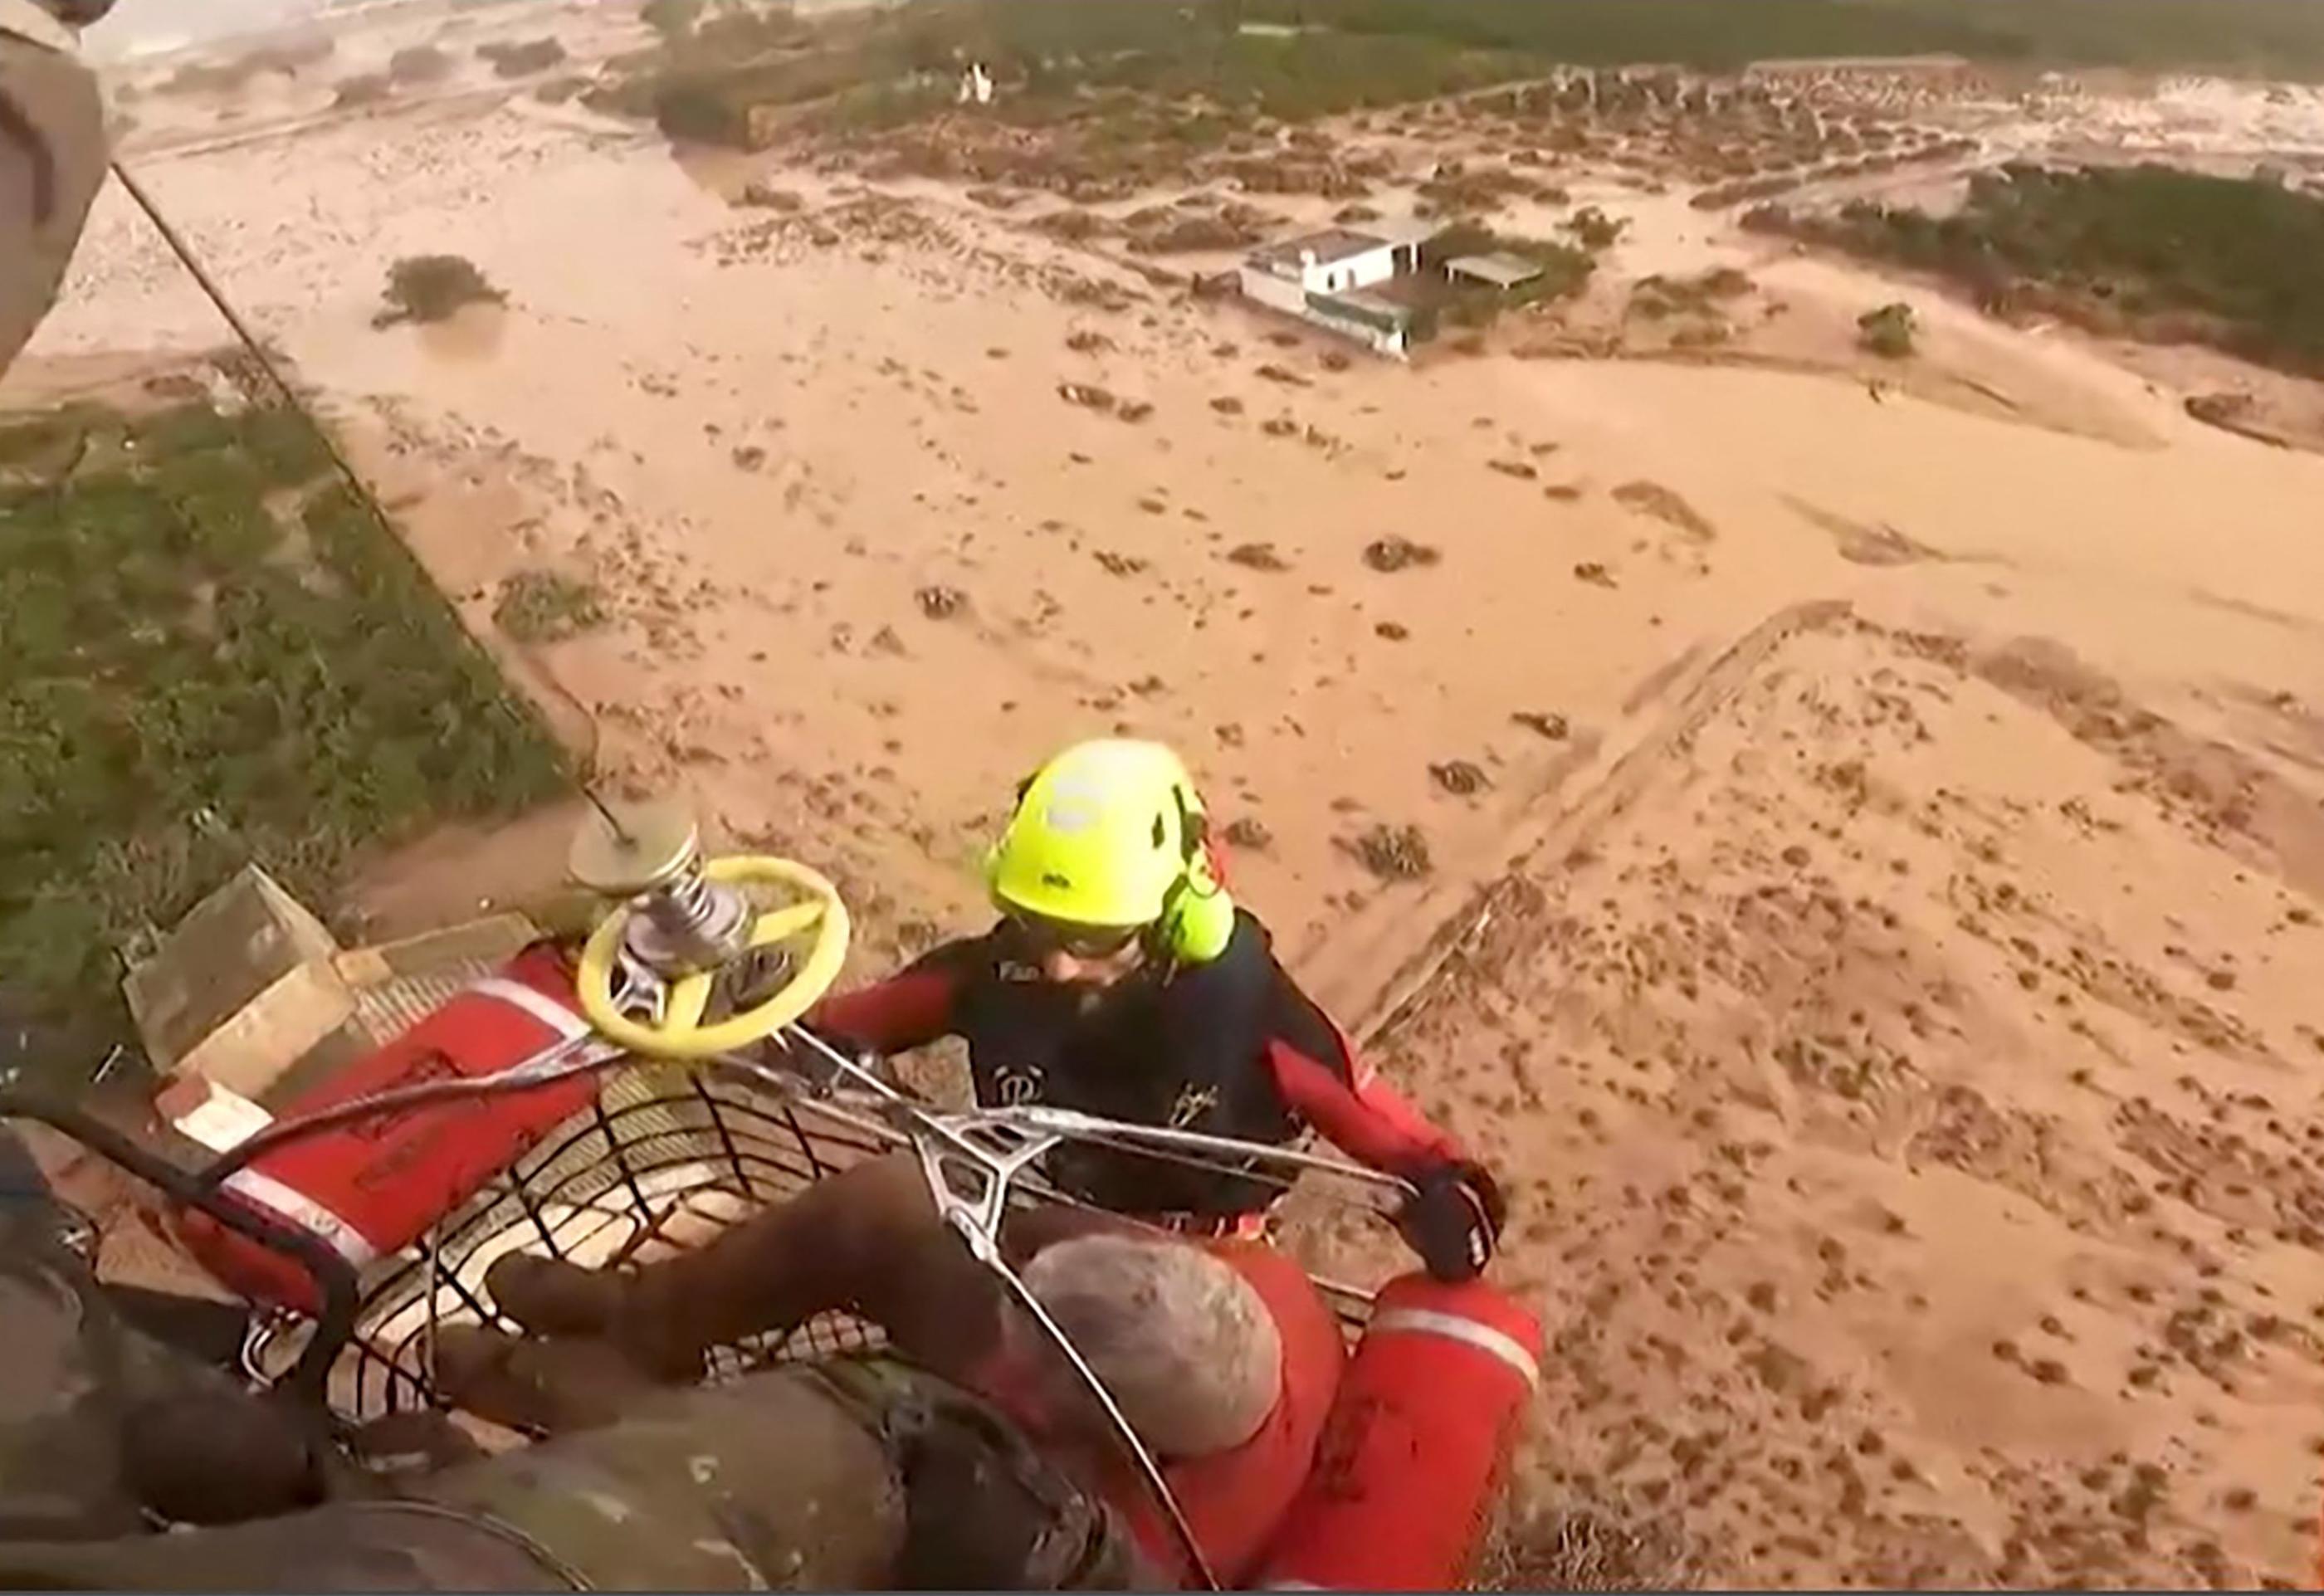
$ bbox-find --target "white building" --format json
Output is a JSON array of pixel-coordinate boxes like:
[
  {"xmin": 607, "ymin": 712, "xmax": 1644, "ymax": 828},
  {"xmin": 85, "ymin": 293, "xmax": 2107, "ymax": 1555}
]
[{"xmin": 1236, "ymin": 219, "xmax": 1439, "ymax": 357}]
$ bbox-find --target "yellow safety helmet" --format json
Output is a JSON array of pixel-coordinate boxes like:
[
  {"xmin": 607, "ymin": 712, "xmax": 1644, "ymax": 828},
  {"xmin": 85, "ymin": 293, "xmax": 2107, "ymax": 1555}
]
[{"xmin": 985, "ymin": 739, "xmax": 1235, "ymax": 963}]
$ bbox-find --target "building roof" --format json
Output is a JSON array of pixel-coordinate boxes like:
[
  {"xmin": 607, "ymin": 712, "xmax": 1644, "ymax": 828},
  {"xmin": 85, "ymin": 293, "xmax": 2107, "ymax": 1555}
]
[
  {"xmin": 1445, "ymin": 251, "xmax": 1545, "ymax": 289},
  {"xmin": 1243, "ymin": 217, "xmax": 1444, "ymax": 274},
  {"xmin": 1245, "ymin": 228, "xmax": 1398, "ymax": 275}
]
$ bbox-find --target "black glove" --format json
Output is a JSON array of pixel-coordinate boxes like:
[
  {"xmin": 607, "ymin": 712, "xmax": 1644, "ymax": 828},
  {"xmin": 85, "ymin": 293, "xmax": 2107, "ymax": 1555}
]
[
  {"xmin": 1399, "ymin": 1159, "xmax": 1507, "ymax": 1283},
  {"xmin": 774, "ymin": 1025, "xmax": 890, "ymax": 1094}
]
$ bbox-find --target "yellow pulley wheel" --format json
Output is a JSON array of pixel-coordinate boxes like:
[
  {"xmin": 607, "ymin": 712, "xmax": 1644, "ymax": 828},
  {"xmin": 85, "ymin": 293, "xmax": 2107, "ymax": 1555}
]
[{"xmin": 574, "ymin": 855, "xmax": 850, "ymax": 1058}]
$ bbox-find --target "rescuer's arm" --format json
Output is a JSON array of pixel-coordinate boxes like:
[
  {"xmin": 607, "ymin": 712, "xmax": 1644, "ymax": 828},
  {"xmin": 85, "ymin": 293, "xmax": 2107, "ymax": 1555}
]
[
  {"xmin": 801, "ymin": 941, "xmax": 976, "ymax": 1056},
  {"xmin": 1261, "ymin": 971, "xmax": 1507, "ymax": 1282}
]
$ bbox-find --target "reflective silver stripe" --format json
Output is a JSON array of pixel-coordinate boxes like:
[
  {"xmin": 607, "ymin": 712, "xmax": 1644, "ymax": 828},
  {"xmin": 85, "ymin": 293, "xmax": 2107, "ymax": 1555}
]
[
  {"xmin": 471, "ymin": 977, "xmax": 589, "ymax": 1040},
  {"xmin": 223, "ymin": 1167, "xmax": 378, "ymax": 1267},
  {"xmin": 1370, "ymin": 1306, "xmax": 1541, "ymax": 1389}
]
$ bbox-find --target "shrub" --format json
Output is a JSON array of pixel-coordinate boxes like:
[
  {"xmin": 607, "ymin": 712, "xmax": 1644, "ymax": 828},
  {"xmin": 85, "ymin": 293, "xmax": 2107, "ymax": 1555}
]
[
  {"xmin": 377, "ymin": 256, "xmax": 506, "ymax": 326},
  {"xmin": 332, "ymin": 72, "xmax": 392, "ymax": 108},
  {"xmin": 493, "ymin": 570, "xmax": 607, "ymax": 642},
  {"xmin": 1630, "ymin": 267, "xmax": 1754, "ymax": 319},
  {"xmin": 1423, "ymin": 223, "xmax": 1594, "ymax": 298},
  {"xmin": 479, "ymin": 37, "xmax": 569, "ymax": 77},
  {"xmin": 161, "ymin": 57, "xmax": 264, "ymax": 95},
  {"xmin": 1563, "ymin": 206, "xmax": 1628, "ymax": 251},
  {"xmin": 388, "ymin": 45, "xmax": 453, "ymax": 84},
  {"xmin": 243, "ymin": 37, "xmax": 334, "ymax": 75},
  {"xmin": 1420, "ymin": 220, "xmax": 1499, "ymax": 267},
  {"xmin": 1788, "ymin": 164, "xmax": 2324, "ymax": 378},
  {"xmin": 1858, "ymin": 301, "xmax": 1916, "ymax": 358},
  {"xmin": 652, "ymin": 77, "xmax": 752, "ymax": 145}
]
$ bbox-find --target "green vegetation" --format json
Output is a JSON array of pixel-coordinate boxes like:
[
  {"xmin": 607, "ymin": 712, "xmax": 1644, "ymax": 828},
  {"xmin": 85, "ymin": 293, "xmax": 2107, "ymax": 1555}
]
[
  {"xmin": 0, "ymin": 395, "xmax": 569, "ymax": 1047},
  {"xmin": 1626, "ymin": 268, "xmax": 1753, "ymax": 347},
  {"xmin": 589, "ymin": 4, "xmax": 831, "ymax": 142},
  {"xmin": 493, "ymin": 570, "xmax": 608, "ymax": 642},
  {"xmin": 1562, "ymin": 206, "xmax": 1628, "ymax": 251},
  {"xmin": 652, "ymin": 80, "xmax": 749, "ymax": 144},
  {"xmin": 159, "ymin": 37, "xmax": 334, "ymax": 95},
  {"xmin": 333, "ymin": 71, "xmax": 392, "ymax": 108},
  {"xmin": 161, "ymin": 58, "xmax": 266, "ymax": 95},
  {"xmin": 1857, "ymin": 300, "xmax": 1916, "ymax": 357},
  {"xmin": 1427, "ymin": 221, "xmax": 1594, "ymax": 286},
  {"xmin": 1779, "ymin": 165, "xmax": 2324, "ymax": 377},
  {"xmin": 651, "ymin": 53, "xmax": 863, "ymax": 144},
  {"xmin": 1628, "ymin": 267, "xmax": 1753, "ymax": 320},
  {"xmin": 377, "ymin": 255, "xmax": 505, "ymax": 326},
  {"xmin": 387, "ymin": 44, "xmax": 454, "ymax": 84},
  {"xmin": 0, "ymin": 403, "xmax": 112, "ymax": 471},
  {"xmin": 1414, "ymin": 222, "xmax": 1595, "ymax": 332},
  {"xmin": 479, "ymin": 37, "xmax": 569, "ymax": 78},
  {"xmin": 1019, "ymin": 26, "xmax": 1534, "ymax": 120},
  {"xmin": 603, "ymin": 0, "xmax": 1538, "ymax": 145},
  {"xmin": 596, "ymin": 0, "xmax": 2324, "ymax": 151},
  {"xmin": 1236, "ymin": 0, "xmax": 2324, "ymax": 80},
  {"xmin": 1416, "ymin": 162, "xmax": 1565, "ymax": 217}
]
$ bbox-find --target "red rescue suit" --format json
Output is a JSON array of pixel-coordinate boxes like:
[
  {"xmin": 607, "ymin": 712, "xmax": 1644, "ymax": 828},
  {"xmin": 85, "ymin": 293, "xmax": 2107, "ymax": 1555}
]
[
  {"xmin": 973, "ymin": 1247, "xmax": 1541, "ymax": 1589},
  {"xmin": 809, "ymin": 910, "xmax": 1480, "ymax": 1222}
]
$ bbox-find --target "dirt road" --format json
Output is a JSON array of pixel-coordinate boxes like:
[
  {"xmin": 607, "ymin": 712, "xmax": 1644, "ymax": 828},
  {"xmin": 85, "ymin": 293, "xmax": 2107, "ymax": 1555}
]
[{"xmin": 13, "ymin": 66, "xmax": 2324, "ymax": 1585}]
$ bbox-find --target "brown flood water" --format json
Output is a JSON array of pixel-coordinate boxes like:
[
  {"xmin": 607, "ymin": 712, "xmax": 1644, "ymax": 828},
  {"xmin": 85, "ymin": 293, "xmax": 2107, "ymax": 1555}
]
[{"xmin": 13, "ymin": 81, "xmax": 2324, "ymax": 1588}]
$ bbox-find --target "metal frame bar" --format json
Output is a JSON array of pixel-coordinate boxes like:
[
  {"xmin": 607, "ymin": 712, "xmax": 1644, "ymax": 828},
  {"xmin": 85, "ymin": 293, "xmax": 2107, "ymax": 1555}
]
[
  {"xmin": 0, "ymin": 1090, "xmax": 357, "ymax": 1401},
  {"xmin": 889, "ymin": 1093, "xmax": 1218, "ymax": 1588}
]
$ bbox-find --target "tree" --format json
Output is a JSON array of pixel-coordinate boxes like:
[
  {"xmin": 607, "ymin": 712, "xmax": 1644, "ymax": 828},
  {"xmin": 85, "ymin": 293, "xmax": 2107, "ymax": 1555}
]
[
  {"xmin": 1563, "ymin": 206, "xmax": 1628, "ymax": 251},
  {"xmin": 376, "ymin": 256, "xmax": 505, "ymax": 326},
  {"xmin": 1857, "ymin": 301, "xmax": 1916, "ymax": 358}
]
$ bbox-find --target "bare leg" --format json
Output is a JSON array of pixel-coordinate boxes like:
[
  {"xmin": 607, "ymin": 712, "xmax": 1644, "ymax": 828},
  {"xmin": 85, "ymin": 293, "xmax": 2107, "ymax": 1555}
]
[
  {"xmin": 486, "ymin": 1151, "xmax": 1015, "ymax": 1389},
  {"xmin": 452, "ymin": 1152, "xmax": 1169, "ymax": 1434}
]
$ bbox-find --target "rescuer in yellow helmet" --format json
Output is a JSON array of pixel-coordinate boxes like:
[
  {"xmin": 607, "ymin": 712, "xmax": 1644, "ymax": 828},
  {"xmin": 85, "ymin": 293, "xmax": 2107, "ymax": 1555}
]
[{"xmin": 807, "ymin": 738, "xmax": 1505, "ymax": 1281}]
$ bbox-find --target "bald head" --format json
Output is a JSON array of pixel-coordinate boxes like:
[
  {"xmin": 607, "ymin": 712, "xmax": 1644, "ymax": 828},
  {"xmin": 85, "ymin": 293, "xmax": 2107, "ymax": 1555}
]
[{"xmin": 1022, "ymin": 1235, "xmax": 1282, "ymax": 1459}]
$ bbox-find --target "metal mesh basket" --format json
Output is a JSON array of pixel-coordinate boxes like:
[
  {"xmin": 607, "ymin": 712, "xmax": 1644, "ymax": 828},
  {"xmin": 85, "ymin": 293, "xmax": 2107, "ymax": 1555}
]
[
  {"xmin": 250, "ymin": 1066, "xmax": 906, "ymax": 1422},
  {"xmin": 246, "ymin": 1066, "xmax": 1374, "ymax": 1425}
]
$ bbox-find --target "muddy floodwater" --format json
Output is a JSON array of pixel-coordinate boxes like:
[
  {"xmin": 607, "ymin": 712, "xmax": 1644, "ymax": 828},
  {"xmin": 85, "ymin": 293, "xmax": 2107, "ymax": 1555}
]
[{"xmin": 15, "ymin": 27, "xmax": 2324, "ymax": 1585}]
